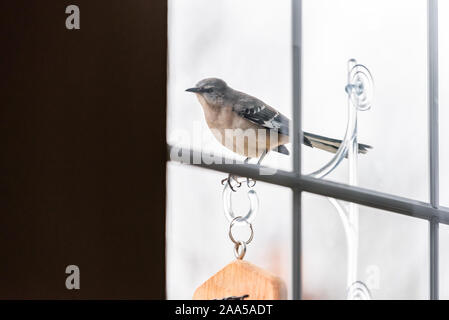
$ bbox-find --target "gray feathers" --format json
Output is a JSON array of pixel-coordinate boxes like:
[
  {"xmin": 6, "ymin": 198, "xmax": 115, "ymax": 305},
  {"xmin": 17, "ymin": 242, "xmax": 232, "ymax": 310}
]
[
  {"xmin": 232, "ymin": 93, "xmax": 290, "ymax": 136},
  {"xmin": 304, "ymin": 131, "xmax": 372, "ymax": 155},
  {"xmin": 275, "ymin": 144, "xmax": 290, "ymax": 155},
  {"xmin": 231, "ymin": 92, "xmax": 372, "ymax": 155}
]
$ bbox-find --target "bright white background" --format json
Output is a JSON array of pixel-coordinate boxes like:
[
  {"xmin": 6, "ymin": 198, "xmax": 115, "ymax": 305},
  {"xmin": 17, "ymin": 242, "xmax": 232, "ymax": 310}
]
[
  {"xmin": 167, "ymin": 0, "xmax": 449, "ymax": 299},
  {"xmin": 438, "ymin": 0, "xmax": 449, "ymax": 300}
]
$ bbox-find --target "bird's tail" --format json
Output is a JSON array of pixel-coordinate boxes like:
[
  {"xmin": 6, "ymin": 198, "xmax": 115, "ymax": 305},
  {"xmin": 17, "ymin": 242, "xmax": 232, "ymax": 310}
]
[{"xmin": 303, "ymin": 131, "xmax": 372, "ymax": 155}]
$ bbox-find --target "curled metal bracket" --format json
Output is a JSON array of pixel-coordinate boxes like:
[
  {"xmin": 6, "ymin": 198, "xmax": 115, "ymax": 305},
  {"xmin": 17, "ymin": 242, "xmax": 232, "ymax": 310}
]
[
  {"xmin": 346, "ymin": 60, "xmax": 373, "ymax": 112},
  {"xmin": 347, "ymin": 281, "xmax": 372, "ymax": 300},
  {"xmin": 308, "ymin": 60, "xmax": 373, "ymax": 180}
]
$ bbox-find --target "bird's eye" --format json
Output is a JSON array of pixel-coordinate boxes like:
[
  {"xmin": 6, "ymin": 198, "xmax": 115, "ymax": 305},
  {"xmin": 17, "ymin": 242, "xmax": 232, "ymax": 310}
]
[{"xmin": 204, "ymin": 88, "xmax": 213, "ymax": 93}]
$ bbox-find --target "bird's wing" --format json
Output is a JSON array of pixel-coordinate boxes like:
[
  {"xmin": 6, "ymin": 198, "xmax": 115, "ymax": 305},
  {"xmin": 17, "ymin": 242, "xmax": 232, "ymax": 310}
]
[{"xmin": 233, "ymin": 94, "xmax": 290, "ymax": 136}]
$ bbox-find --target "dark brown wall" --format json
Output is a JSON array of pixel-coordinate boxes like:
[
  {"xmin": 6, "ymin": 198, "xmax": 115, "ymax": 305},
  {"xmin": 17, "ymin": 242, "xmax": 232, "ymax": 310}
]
[{"xmin": 0, "ymin": 1, "xmax": 166, "ymax": 299}]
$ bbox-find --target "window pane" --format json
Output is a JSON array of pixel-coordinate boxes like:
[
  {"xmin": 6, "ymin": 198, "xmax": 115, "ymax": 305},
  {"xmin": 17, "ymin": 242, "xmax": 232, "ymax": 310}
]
[
  {"xmin": 439, "ymin": 1, "xmax": 449, "ymax": 207},
  {"xmin": 303, "ymin": 192, "xmax": 428, "ymax": 299},
  {"xmin": 167, "ymin": 163, "xmax": 292, "ymax": 299},
  {"xmin": 168, "ymin": 0, "xmax": 293, "ymax": 172},
  {"xmin": 438, "ymin": 2, "xmax": 449, "ymax": 298},
  {"xmin": 440, "ymin": 224, "xmax": 449, "ymax": 299},
  {"xmin": 302, "ymin": 0, "xmax": 428, "ymax": 201},
  {"xmin": 439, "ymin": 1, "xmax": 449, "ymax": 299}
]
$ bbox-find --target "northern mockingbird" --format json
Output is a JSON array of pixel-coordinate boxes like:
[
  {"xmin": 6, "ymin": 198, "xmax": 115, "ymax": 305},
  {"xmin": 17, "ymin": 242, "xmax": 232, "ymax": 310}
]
[{"xmin": 186, "ymin": 78, "xmax": 371, "ymax": 188}]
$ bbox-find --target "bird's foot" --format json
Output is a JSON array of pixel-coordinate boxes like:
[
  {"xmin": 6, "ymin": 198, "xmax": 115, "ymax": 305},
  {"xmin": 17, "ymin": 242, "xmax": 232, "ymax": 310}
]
[
  {"xmin": 246, "ymin": 177, "xmax": 257, "ymax": 188},
  {"xmin": 221, "ymin": 174, "xmax": 242, "ymax": 192},
  {"xmin": 221, "ymin": 174, "xmax": 257, "ymax": 191}
]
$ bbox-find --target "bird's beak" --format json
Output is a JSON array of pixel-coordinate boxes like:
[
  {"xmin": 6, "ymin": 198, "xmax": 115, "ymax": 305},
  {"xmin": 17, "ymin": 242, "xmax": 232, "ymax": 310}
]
[{"xmin": 185, "ymin": 87, "xmax": 202, "ymax": 93}]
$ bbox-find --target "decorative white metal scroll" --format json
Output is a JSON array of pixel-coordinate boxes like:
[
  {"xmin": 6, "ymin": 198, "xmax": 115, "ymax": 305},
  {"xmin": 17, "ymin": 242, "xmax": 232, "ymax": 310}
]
[{"xmin": 307, "ymin": 59, "xmax": 373, "ymax": 299}]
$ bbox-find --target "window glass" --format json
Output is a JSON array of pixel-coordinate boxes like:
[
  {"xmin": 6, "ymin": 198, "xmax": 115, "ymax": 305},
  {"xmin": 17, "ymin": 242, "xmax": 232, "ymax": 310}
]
[
  {"xmin": 167, "ymin": 0, "xmax": 436, "ymax": 301},
  {"xmin": 303, "ymin": 192, "xmax": 428, "ymax": 299},
  {"xmin": 167, "ymin": 163, "xmax": 292, "ymax": 299},
  {"xmin": 440, "ymin": 224, "xmax": 449, "ymax": 299},
  {"xmin": 439, "ymin": 0, "xmax": 449, "ymax": 298},
  {"xmin": 439, "ymin": 1, "xmax": 449, "ymax": 207},
  {"xmin": 302, "ymin": 0, "xmax": 428, "ymax": 201},
  {"xmin": 168, "ymin": 0, "xmax": 293, "ymax": 172}
]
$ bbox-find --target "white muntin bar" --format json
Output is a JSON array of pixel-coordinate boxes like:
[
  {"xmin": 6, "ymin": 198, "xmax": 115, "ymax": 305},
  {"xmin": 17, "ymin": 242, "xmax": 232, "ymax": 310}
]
[
  {"xmin": 428, "ymin": 0, "xmax": 439, "ymax": 301},
  {"xmin": 291, "ymin": 0, "xmax": 303, "ymax": 301}
]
